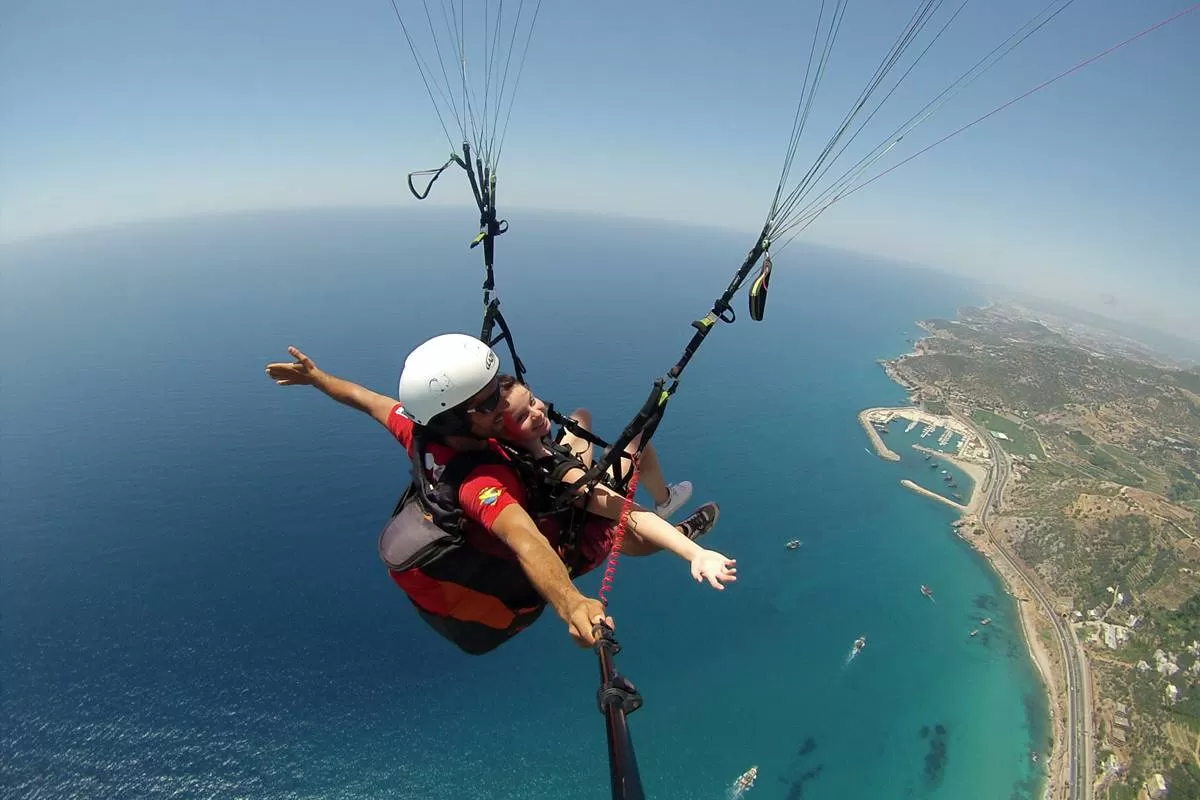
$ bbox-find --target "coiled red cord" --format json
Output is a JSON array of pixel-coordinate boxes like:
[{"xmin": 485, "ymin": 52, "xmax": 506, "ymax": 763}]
[{"xmin": 598, "ymin": 455, "xmax": 641, "ymax": 607}]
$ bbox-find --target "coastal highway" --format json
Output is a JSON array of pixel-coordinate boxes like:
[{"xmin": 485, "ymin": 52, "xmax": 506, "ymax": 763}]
[{"xmin": 969, "ymin": 423, "xmax": 1093, "ymax": 800}]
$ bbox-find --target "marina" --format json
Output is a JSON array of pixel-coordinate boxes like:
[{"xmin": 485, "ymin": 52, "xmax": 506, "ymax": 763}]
[{"xmin": 860, "ymin": 406, "xmax": 991, "ymax": 462}]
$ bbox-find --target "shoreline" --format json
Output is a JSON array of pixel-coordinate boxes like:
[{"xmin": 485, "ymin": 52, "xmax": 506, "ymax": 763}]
[{"xmin": 858, "ymin": 405, "xmax": 1065, "ymax": 800}]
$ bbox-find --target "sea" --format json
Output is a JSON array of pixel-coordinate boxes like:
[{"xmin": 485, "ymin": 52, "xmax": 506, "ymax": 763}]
[{"xmin": 0, "ymin": 207, "xmax": 1049, "ymax": 800}]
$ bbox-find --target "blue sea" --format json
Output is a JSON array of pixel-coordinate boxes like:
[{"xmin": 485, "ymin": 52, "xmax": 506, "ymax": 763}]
[{"xmin": 0, "ymin": 208, "xmax": 1049, "ymax": 799}]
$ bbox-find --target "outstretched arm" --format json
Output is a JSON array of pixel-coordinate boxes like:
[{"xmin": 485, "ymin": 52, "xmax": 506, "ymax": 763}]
[
  {"xmin": 562, "ymin": 467, "xmax": 735, "ymax": 590},
  {"xmin": 265, "ymin": 346, "xmax": 397, "ymax": 428},
  {"xmin": 581, "ymin": 476, "xmax": 700, "ymax": 559},
  {"xmin": 489, "ymin": 504, "xmax": 613, "ymax": 648}
]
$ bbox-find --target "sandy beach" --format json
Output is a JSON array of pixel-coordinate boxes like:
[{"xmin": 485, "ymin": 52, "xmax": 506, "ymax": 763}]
[{"xmin": 859, "ymin": 406, "xmax": 1068, "ymax": 800}]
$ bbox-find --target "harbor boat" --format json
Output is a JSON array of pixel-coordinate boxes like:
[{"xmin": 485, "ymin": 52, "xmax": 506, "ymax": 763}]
[{"xmin": 734, "ymin": 766, "xmax": 758, "ymax": 793}]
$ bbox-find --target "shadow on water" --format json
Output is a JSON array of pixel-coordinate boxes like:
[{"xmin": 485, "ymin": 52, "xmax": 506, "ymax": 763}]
[
  {"xmin": 775, "ymin": 735, "xmax": 824, "ymax": 799},
  {"xmin": 921, "ymin": 722, "xmax": 948, "ymax": 791},
  {"xmin": 973, "ymin": 593, "xmax": 998, "ymax": 611}
]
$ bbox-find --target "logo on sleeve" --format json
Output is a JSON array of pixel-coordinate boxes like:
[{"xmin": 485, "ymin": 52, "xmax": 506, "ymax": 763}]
[{"xmin": 477, "ymin": 486, "xmax": 504, "ymax": 507}]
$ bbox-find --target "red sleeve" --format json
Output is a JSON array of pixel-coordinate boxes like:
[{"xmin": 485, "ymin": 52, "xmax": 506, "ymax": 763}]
[
  {"xmin": 385, "ymin": 403, "xmax": 415, "ymax": 451},
  {"xmin": 459, "ymin": 463, "xmax": 526, "ymax": 533}
]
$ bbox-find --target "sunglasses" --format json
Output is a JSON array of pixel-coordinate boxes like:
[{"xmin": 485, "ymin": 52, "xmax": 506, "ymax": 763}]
[{"xmin": 466, "ymin": 380, "xmax": 502, "ymax": 415}]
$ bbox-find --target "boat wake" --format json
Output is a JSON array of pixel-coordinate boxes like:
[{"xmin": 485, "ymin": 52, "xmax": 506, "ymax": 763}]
[
  {"xmin": 728, "ymin": 766, "xmax": 758, "ymax": 799},
  {"xmin": 844, "ymin": 635, "xmax": 867, "ymax": 666}
]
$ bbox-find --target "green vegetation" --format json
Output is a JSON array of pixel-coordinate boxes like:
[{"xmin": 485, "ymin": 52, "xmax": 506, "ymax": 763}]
[
  {"xmin": 971, "ymin": 408, "xmax": 1045, "ymax": 458},
  {"xmin": 885, "ymin": 303, "xmax": 1200, "ymax": 798},
  {"xmin": 1159, "ymin": 593, "xmax": 1200, "ymax": 644},
  {"xmin": 1038, "ymin": 459, "xmax": 1083, "ymax": 479},
  {"xmin": 1168, "ymin": 465, "xmax": 1200, "ymax": 504},
  {"xmin": 922, "ymin": 398, "xmax": 949, "ymax": 415},
  {"xmin": 1068, "ymin": 429, "xmax": 1094, "ymax": 446},
  {"xmin": 1167, "ymin": 762, "xmax": 1200, "ymax": 800},
  {"xmin": 1085, "ymin": 446, "xmax": 1147, "ymax": 487},
  {"xmin": 1109, "ymin": 783, "xmax": 1137, "ymax": 800}
]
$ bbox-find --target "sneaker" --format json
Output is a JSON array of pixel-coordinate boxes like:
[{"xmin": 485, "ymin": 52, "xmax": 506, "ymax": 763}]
[
  {"xmin": 654, "ymin": 480, "xmax": 693, "ymax": 519},
  {"xmin": 677, "ymin": 502, "xmax": 720, "ymax": 541}
]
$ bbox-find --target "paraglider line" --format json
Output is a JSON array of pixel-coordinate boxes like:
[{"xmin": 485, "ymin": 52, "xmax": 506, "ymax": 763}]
[{"xmin": 843, "ymin": 2, "xmax": 1200, "ymax": 201}]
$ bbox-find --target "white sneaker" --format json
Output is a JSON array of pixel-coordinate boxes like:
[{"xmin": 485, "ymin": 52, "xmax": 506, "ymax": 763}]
[{"xmin": 655, "ymin": 481, "xmax": 693, "ymax": 519}]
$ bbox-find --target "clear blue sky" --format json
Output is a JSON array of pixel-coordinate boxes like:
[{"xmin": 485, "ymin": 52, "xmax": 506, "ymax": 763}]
[{"xmin": 2, "ymin": 1, "xmax": 1197, "ymax": 337}]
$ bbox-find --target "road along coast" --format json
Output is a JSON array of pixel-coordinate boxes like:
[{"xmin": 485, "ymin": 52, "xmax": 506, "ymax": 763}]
[{"xmin": 860, "ymin": 405, "xmax": 1074, "ymax": 800}]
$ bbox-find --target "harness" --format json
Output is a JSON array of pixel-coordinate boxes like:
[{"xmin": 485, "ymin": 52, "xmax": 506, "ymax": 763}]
[
  {"xmin": 497, "ymin": 432, "xmax": 594, "ymax": 535},
  {"xmin": 378, "ymin": 432, "xmax": 583, "ymax": 655}
]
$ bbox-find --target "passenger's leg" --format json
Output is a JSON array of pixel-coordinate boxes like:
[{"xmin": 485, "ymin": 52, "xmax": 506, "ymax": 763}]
[
  {"xmin": 563, "ymin": 411, "xmax": 691, "ymax": 518},
  {"xmin": 621, "ymin": 433, "xmax": 692, "ymax": 518},
  {"xmin": 627, "ymin": 433, "xmax": 669, "ymax": 507},
  {"xmin": 556, "ymin": 408, "xmax": 596, "ymax": 466}
]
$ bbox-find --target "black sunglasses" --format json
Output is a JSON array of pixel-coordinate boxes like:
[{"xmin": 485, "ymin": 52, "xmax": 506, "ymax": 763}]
[{"xmin": 466, "ymin": 380, "xmax": 502, "ymax": 415}]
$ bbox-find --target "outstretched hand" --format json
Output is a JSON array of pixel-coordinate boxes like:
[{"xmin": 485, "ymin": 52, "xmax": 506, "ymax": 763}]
[
  {"xmin": 265, "ymin": 346, "xmax": 320, "ymax": 386},
  {"xmin": 690, "ymin": 549, "xmax": 737, "ymax": 590}
]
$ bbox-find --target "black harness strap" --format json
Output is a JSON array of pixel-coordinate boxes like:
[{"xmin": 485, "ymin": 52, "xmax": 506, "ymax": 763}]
[
  {"xmin": 541, "ymin": 224, "xmax": 774, "ymax": 512},
  {"xmin": 406, "ymin": 156, "xmax": 456, "ymax": 200},
  {"xmin": 482, "ymin": 298, "xmax": 527, "ymax": 386},
  {"xmin": 546, "ymin": 402, "xmax": 614, "ymax": 452},
  {"xmin": 667, "ymin": 223, "xmax": 771, "ymax": 381},
  {"xmin": 406, "ymin": 142, "xmax": 527, "ymax": 387},
  {"xmin": 487, "ymin": 436, "xmax": 594, "ymax": 551}
]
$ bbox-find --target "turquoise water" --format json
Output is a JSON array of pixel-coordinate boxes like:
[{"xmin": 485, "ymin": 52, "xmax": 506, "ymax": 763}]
[{"xmin": 0, "ymin": 208, "xmax": 1048, "ymax": 799}]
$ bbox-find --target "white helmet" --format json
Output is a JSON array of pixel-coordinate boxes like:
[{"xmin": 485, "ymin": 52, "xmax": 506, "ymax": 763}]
[{"xmin": 397, "ymin": 333, "xmax": 500, "ymax": 426}]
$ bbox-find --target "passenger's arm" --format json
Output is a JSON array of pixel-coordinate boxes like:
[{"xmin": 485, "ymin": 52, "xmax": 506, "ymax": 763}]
[
  {"xmin": 562, "ymin": 466, "xmax": 703, "ymax": 563},
  {"xmin": 265, "ymin": 346, "xmax": 397, "ymax": 427}
]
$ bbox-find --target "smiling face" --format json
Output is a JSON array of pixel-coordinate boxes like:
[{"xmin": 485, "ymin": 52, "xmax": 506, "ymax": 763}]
[{"xmin": 500, "ymin": 382, "xmax": 552, "ymax": 443}]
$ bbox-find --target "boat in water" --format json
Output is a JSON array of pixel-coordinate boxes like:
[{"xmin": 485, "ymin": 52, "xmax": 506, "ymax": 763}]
[
  {"xmin": 785, "ymin": 539, "xmax": 802, "ymax": 550},
  {"xmin": 852, "ymin": 635, "xmax": 867, "ymax": 657},
  {"xmin": 981, "ymin": 617, "xmax": 991, "ymax": 626},
  {"xmin": 730, "ymin": 765, "xmax": 758, "ymax": 797},
  {"xmin": 920, "ymin": 584, "xmax": 935, "ymax": 602}
]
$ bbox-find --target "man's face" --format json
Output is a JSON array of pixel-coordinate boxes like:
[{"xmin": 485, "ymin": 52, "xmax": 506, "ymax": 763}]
[{"xmin": 464, "ymin": 376, "xmax": 505, "ymax": 439}]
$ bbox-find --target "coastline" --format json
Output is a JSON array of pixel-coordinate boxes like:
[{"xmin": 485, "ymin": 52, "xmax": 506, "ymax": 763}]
[{"xmin": 860, "ymin": 405, "xmax": 1065, "ymax": 800}]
